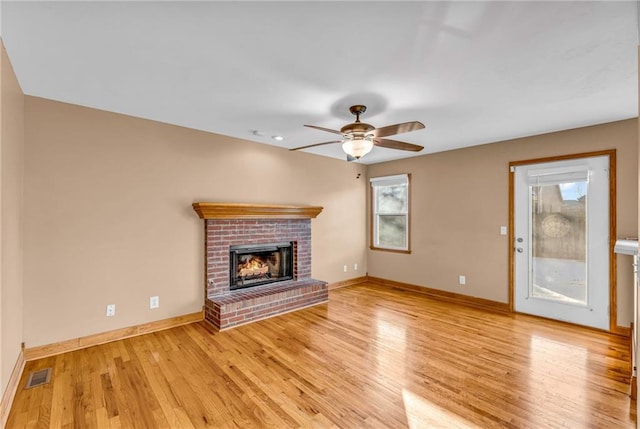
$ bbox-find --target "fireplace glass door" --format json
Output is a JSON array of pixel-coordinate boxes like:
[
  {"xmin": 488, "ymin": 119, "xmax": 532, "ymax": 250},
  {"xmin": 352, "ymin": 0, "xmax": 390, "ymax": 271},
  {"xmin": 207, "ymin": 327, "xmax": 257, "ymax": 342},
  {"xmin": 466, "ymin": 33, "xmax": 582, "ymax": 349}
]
[{"xmin": 230, "ymin": 242, "xmax": 293, "ymax": 290}]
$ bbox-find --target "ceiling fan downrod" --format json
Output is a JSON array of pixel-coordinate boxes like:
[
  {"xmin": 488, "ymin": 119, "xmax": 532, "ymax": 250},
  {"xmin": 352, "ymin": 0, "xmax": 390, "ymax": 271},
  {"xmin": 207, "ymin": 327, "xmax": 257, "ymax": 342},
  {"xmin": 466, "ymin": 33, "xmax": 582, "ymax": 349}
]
[{"xmin": 349, "ymin": 105, "xmax": 367, "ymax": 123}]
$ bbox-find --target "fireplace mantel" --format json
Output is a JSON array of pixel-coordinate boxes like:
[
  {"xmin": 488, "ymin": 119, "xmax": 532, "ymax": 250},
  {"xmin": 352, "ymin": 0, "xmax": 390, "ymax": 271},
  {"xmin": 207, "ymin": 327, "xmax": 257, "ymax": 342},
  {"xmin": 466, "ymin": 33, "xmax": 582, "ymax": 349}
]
[{"xmin": 192, "ymin": 203, "xmax": 323, "ymax": 220}]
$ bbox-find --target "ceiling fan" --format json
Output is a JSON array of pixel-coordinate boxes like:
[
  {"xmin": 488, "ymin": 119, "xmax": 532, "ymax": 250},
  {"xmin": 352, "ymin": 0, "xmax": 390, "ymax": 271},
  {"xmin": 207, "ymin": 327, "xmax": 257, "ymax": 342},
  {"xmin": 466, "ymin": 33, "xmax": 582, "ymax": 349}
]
[{"xmin": 291, "ymin": 105, "xmax": 425, "ymax": 161}]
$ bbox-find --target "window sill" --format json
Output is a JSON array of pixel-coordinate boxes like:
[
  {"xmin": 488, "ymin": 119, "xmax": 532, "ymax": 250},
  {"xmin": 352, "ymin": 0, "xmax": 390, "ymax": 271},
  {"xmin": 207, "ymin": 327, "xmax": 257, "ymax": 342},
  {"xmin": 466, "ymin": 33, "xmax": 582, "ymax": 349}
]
[{"xmin": 369, "ymin": 246, "xmax": 411, "ymax": 254}]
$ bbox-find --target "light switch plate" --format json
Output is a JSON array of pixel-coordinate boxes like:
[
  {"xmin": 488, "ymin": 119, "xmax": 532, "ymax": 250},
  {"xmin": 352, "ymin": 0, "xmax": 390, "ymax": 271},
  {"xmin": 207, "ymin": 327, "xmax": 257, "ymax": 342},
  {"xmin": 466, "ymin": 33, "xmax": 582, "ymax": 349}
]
[{"xmin": 150, "ymin": 296, "xmax": 159, "ymax": 309}]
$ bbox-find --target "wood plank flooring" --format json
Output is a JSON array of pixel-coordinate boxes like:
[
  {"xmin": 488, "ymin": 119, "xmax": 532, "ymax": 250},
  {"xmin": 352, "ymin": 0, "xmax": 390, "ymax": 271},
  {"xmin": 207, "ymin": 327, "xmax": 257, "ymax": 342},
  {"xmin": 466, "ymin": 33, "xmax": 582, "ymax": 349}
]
[{"xmin": 7, "ymin": 283, "xmax": 636, "ymax": 428}]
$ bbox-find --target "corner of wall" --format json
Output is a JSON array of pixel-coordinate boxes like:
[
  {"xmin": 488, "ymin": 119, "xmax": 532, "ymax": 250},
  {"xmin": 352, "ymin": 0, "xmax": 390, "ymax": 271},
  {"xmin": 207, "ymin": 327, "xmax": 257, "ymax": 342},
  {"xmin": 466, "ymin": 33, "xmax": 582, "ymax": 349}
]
[{"xmin": 0, "ymin": 37, "xmax": 26, "ymax": 406}]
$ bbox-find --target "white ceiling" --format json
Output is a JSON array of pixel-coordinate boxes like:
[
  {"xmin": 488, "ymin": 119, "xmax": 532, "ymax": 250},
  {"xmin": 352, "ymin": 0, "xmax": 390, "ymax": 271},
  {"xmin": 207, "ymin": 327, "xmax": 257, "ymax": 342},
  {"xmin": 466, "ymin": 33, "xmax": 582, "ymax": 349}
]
[{"xmin": 1, "ymin": 1, "xmax": 638, "ymax": 164}]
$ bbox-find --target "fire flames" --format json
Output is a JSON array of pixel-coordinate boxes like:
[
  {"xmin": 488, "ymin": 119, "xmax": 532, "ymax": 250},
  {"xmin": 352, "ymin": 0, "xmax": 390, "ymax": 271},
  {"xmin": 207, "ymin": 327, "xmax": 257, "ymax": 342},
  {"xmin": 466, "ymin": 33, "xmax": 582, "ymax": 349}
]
[
  {"xmin": 243, "ymin": 258, "xmax": 265, "ymax": 271},
  {"xmin": 238, "ymin": 257, "xmax": 269, "ymax": 278}
]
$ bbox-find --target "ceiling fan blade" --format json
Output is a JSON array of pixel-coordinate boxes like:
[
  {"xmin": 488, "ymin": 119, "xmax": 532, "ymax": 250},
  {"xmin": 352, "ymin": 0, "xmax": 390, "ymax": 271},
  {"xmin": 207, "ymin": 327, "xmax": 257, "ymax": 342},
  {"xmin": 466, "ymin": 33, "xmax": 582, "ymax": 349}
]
[
  {"xmin": 373, "ymin": 138, "xmax": 424, "ymax": 152},
  {"xmin": 346, "ymin": 154, "xmax": 357, "ymax": 162},
  {"xmin": 371, "ymin": 121, "xmax": 425, "ymax": 138},
  {"xmin": 304, "ymin": 125, "xmax": 343, "ymax": 136},
  {"xmin": 289, "ymin": 140, "xmax": 343, "ymax": 151}
]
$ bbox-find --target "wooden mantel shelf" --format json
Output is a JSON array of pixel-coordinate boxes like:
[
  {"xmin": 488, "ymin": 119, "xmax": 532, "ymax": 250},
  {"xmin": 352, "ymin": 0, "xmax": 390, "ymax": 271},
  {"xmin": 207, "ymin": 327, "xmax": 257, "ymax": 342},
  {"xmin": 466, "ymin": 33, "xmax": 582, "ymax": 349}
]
[{"xmin": 192, "ymin": 203, "xmax": 323, "ymax": 220}]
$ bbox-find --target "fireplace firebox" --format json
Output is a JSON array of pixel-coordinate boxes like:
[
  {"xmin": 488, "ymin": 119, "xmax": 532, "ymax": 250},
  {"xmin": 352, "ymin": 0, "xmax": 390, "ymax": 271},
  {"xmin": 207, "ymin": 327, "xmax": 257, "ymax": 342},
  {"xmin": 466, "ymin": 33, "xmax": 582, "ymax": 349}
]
[{"xmin": 229, "ymin": 242, "xmax": 293, "ymax": 290}]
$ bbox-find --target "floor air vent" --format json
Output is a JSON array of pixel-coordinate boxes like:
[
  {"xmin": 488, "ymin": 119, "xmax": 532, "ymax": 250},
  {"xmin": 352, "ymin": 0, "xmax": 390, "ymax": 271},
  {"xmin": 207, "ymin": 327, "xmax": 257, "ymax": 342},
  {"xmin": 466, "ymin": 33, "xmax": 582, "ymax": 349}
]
[{"xmin": 25, "ymin": 368, "xmax": 52, "ymax": 389}]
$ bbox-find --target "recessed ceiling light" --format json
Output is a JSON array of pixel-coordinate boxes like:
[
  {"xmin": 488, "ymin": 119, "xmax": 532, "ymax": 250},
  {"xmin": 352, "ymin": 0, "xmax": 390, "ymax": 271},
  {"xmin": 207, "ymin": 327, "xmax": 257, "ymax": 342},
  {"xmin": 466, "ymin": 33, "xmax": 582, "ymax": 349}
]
[{"xmin": 272, "ymin": 135, "xmax": 285, "ymax": 141}]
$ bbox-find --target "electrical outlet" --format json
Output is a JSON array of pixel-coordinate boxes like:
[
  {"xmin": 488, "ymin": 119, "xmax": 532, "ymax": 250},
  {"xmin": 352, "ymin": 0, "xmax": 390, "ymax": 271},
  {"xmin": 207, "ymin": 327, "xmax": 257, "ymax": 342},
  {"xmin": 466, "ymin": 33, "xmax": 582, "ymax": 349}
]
[
  {"xmin": 354, "ymin": 263, "xmax": 358, "ymax": 271},
  {"xmin": 343, "ymin": 265, "xmax": 348, "ymax": 272},
  {"xmin": 150, "ymin": 296, "xmax": 159, "ymax": 309},
  {"xmin": 458, "ymin": 275, "xmax": 466, "ymax": 285},
  {"xmin": 106, "ymin": 304, "xmax": 116, "ymax": 317}
]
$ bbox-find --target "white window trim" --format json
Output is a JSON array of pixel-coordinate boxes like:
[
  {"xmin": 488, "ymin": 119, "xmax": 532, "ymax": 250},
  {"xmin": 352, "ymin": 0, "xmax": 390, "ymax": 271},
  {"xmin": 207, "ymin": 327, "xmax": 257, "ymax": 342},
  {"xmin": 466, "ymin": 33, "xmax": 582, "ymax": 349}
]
[{"xmin": 370, "ymin": 173, "xmax": 411, "ymax": 253}]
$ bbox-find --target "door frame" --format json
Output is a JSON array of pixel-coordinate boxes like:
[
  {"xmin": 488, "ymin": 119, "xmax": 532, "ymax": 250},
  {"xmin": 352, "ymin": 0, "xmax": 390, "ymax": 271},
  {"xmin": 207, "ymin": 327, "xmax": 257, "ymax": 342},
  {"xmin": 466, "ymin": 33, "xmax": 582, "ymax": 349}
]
[{"xmin": 508, "ymin": 149, "xmax": 622, "ymax": 334}]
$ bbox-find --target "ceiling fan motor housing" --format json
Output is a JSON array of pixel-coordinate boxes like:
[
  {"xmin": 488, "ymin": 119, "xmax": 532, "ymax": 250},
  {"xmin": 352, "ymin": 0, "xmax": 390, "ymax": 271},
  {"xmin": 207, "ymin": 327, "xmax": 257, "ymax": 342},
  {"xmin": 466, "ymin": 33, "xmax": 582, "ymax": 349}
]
[
  {"xmin": 340, "ymin": 122, "xmax": 375, "ymax": 137},
  {"xmin": 342, "ymin": 105, "xmax": 374, "ymax": 137}
]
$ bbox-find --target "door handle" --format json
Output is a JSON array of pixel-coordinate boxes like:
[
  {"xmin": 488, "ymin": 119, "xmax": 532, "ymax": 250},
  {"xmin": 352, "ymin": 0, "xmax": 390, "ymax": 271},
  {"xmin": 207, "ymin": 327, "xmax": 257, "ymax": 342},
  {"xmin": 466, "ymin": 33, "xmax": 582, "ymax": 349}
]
[{"xmin": 516, "ymin": 247, "xmax": 523, "ymax": 253}]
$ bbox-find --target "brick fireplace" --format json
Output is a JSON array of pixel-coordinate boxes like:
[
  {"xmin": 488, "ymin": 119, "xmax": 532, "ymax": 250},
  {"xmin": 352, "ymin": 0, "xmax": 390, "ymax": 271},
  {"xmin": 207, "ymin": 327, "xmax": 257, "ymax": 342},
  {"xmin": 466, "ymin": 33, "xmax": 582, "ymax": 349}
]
[{"xmin": 192, "ymin": 203, "xmax": 328, "ymax": 330}]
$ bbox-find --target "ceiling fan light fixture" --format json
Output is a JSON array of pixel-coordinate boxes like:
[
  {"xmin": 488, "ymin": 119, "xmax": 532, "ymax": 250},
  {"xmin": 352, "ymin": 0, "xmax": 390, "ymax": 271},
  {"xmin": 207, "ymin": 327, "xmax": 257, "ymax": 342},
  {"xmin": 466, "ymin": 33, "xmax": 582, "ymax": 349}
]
[{"xmin": 342, "ymin": 135, "xmax": 374, "ymax": 159}]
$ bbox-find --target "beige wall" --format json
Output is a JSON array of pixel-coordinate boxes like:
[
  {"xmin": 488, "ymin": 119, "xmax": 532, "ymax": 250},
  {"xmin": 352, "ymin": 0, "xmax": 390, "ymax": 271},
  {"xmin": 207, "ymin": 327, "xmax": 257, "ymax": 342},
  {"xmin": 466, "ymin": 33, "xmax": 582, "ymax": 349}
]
[
  {"xmin": 23, "ymin": 97, "xmax": 368, "ymax": 347},
  {"xmin": 368, "ymin": 119, "xmax": 638, "ymax": 327},
  {"xmin": 0, "ymin": 40, "xmax": 24, "ymax": 394}
]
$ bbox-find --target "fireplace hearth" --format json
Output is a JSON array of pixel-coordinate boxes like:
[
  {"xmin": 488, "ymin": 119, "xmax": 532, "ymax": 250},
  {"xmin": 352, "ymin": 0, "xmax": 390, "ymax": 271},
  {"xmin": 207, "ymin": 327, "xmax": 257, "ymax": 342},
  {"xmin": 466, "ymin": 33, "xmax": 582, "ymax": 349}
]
[{"xmin": 230, "ymin": 242, "xmax": 293, "ymax": 290}]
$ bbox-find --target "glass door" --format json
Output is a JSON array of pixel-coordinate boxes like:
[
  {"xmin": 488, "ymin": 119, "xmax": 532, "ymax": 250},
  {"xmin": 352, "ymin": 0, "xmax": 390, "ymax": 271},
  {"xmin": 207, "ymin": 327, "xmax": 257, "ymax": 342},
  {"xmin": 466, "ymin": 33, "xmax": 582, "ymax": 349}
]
[{"xmin": 513, "ymin": 155, "xmax": 609, "ymax": 330}]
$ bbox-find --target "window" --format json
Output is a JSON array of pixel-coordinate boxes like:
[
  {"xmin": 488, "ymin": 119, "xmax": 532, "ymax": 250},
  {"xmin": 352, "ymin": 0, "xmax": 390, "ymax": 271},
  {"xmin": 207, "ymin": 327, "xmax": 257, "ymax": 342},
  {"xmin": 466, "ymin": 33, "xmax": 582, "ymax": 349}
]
[{"xmin": 370, "ymin": 174, "xmax": 410, "ymax": 252}]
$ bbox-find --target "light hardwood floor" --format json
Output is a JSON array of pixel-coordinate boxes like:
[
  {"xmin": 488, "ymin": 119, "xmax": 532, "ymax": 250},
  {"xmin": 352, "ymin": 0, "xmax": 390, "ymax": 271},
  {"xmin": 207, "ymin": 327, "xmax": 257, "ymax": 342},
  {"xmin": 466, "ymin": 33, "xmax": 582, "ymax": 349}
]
[{"xmin": 7, "ymin": 283, "xmax": 636, "ymax": 428}]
